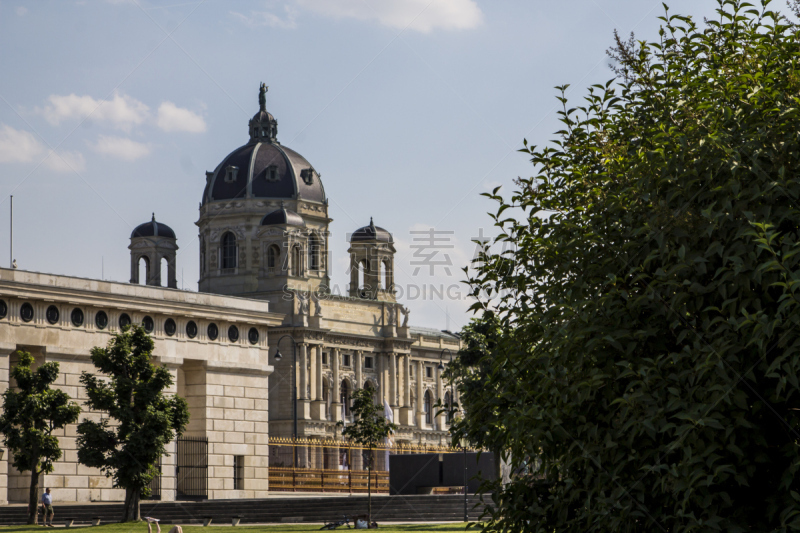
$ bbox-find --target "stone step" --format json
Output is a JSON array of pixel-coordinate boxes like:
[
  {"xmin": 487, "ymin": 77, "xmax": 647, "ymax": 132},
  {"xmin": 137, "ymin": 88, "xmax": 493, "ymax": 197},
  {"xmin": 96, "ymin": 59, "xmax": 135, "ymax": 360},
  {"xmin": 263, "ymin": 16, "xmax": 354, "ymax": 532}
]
[{"xmin": 0, "ymin": 496, "xmax": 487, "ymax": 525}]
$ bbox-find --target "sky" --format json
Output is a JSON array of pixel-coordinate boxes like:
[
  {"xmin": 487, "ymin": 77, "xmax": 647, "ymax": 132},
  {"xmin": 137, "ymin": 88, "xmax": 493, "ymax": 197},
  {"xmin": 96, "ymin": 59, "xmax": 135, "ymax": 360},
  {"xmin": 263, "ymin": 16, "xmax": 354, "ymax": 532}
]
[{"xmin": 0, "ymin": 0, "xmax": 777, "ymax": 333}]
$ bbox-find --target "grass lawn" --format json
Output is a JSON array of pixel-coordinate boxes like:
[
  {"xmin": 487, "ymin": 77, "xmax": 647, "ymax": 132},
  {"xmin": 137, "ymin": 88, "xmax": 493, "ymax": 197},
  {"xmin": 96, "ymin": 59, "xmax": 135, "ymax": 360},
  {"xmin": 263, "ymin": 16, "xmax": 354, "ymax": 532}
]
[{"xmin": 0, "ymin": 524, "xmax": 473, "ymax": 533}]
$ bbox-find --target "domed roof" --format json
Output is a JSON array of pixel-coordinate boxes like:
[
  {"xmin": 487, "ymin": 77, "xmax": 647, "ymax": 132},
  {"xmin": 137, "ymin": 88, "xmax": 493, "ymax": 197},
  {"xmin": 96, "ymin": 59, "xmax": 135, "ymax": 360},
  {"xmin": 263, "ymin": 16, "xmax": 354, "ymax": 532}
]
[
  {"xmin": 261, "ymin": 203, "xmax": 306, "ymax": 227},
  {"xmin": 131, "ymin": 214, "xmax": 176, "ymax": 239},
  {"xmin": 202, "ymin": 84, "xmax": 326, "ymax": 206},
  {"xmin": 351, "ymin": 218, "xmax": 392, "ymax": 243}
]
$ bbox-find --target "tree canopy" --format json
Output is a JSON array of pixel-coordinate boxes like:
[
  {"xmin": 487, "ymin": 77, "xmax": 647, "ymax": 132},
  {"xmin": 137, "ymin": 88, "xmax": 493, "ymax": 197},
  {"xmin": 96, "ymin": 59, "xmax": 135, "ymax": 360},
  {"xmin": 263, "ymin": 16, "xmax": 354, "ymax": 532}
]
[
  {"xmin": 77, "ymin": 325, "xmax": 189, "ymax": 522},
  {"xmin": 0, "ymin": 351, "xmax": 80, "ymax": 524},
  {"xmin": 459, "ymin": 1, "xmax": 800, "ymax": 531}
]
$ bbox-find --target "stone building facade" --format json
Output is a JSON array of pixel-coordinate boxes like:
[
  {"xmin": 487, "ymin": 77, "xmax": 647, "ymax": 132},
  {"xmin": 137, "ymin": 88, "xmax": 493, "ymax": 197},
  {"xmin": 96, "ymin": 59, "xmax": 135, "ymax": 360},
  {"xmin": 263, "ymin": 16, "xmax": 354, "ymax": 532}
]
[{"xmin": 0, "ymin": 84, "xmax": 460, "ymax": 504}]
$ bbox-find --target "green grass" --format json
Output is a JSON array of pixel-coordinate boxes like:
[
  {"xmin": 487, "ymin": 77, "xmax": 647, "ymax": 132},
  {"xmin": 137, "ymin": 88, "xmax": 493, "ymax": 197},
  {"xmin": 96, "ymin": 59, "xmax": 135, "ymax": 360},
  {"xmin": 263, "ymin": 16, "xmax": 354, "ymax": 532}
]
[{"xmin": 0, "ymin": 524, "xmax": 473, "ymax": 533}]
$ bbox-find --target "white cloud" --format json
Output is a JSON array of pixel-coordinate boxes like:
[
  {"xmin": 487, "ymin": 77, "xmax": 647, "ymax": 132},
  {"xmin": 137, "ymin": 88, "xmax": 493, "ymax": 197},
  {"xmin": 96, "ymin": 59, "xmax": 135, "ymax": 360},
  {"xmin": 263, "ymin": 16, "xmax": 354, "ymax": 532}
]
[
  {"xmin": 296, "ymin": 0, "xmax": 483, "ymax": 32},
  {"xmin": 38, "ymin": 92, "xmax": 150, "ymax": 131},
  {"xmin": 230, "ymin": 5, "xmax": 297, "ymax": 28},
  {"xmin": 16, "ymin": 6, "xmax": 27, "ymax": 16},
  {"xmin": 43, "ymin": 150, "xmax": 86, "ymax": 173},
  {"xmin": 157, "ymin": 102, "xmax": 207, "ymax": 133},
  {"xmin": 90, "ymin": 135, "xmax": 150, "ymax": 161},
  {"xmin": 0, "ymin": 125, "xmax": 43, "ymax": 163}
]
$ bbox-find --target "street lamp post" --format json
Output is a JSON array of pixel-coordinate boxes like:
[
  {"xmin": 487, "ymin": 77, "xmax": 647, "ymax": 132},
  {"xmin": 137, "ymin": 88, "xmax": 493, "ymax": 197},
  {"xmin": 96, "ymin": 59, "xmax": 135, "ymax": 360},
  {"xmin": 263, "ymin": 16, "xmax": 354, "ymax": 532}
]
[
  {"xmin": 273, "ymin": 334, "xmax": 298, "ymax": 467},
  {"xmin": 437, "ymin": 348, "xmax": 454, "ymax": 425}
]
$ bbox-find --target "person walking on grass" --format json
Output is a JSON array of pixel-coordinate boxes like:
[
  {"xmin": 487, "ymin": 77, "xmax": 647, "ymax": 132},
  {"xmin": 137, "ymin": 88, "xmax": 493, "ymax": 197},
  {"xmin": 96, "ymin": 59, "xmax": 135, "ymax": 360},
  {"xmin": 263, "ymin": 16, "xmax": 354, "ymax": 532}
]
[{"xmin": 40, "ymin": 488, "xmax": 54, "ymax": 527}]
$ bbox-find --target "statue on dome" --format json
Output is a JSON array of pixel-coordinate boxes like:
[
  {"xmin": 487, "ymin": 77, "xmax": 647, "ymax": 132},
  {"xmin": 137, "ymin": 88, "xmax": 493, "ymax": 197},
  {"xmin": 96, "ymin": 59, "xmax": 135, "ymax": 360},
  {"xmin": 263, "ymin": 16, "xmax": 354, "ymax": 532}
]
[{"xmin": 259, "ymin": 82, "xmax": 268, "ymax": 111}]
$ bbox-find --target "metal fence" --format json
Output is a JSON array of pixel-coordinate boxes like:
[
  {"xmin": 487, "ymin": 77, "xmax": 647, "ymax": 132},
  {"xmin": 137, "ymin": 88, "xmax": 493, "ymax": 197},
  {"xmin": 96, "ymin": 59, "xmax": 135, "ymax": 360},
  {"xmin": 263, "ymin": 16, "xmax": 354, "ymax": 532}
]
[
  {"xmin": 267, "ymin": 438, "xmax": 457, "ymax": 493},
  {"xmin": 176, "ymin": 436, "xmax": 208, "ymax": 500}
]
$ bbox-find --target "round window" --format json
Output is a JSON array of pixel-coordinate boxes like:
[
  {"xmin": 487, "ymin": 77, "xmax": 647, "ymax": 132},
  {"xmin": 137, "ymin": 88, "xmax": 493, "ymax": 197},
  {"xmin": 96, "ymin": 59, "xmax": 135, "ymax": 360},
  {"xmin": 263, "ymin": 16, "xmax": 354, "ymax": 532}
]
[
  {"xmin": 164, "ymin": 318, "xmax": 177, "ymax": 336},
  {"xmin": 228, "ymin": 325, "xmax": 239, "ymax": 343},
  {"xmin": 248, "ymin": 327, "xmax": 259, "ymax": 345},
  {"xmin": 0, "ymin": 299, "xmax": 7, "ymax": 320},
  {"xmin": 142, "ymin": 316, "xmax": 154, "ymax": 333},
  {"xmin": 20, "ymin": 302, "xmax": 34, "ymax": 323},
  {"xmin": 71, "ymin": 308, "xmax": 84, "ymax": 327},
  {"xmin": 207, "ymin": 323, "xmax": 219, "ymax": 341},
  {"xmin": 46, "ymin": 305, "xmax": 59, "ymax": 325},
  {"xmin": 119, "ymin": 313, "xmax": 131, "ymax": 330},
  {"xmin": 186, "ymin": 320, "xmax": 198, "ymax": 339},
  {"xmin": 95, "ymin": 310, "xmax": 108, "ymax": 330}
]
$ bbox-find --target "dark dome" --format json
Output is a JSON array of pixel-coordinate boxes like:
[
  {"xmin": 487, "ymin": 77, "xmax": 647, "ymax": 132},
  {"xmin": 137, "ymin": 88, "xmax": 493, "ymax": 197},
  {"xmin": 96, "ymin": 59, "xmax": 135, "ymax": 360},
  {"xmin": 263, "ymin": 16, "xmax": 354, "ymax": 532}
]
[
  {"xmin": 201, "ymin": 85, "xmax": 326, "ymax": 206},
  {"xmin": 351, "ymin": 218, "xmax": 392, "ymax": 243},
  {"xmin": 261, "ymin": 204, "xmax": 306, "ymax": 227},
  {"xmin": 131, "ymin": 214, "xmax": 176, "ymax": 239}
]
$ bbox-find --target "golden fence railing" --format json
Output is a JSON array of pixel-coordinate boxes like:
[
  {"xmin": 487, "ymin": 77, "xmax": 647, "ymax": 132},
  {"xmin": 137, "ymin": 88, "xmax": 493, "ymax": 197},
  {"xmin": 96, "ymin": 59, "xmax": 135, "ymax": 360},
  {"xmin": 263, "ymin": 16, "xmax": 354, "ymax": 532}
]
[{"xmin": 267, "ymin": 437, "xmax": 463, "ymax": 493}]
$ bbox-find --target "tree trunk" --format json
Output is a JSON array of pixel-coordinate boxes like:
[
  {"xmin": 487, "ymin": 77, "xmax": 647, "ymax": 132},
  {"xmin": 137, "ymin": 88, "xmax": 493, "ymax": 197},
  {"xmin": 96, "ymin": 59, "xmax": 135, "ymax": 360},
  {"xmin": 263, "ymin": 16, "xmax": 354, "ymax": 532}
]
[
  {"xmin": 27, "ymin": 466, "xmax": 39, "ymax": 525},
  {"xmin": 368, "ymin": 464, "xmax": 372, "ymax": 524},
  {"xmin": 122, "ymin": 487, "xmax": 141, "ymax": 522}
]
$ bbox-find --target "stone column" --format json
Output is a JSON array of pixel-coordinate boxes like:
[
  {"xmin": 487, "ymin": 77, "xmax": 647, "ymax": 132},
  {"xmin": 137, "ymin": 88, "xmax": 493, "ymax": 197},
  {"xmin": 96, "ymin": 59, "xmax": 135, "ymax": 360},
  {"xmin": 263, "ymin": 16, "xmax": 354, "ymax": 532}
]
[
  {"xmin": 436, "ymin": 363, "xmax": 444, "ymax": 430},
  {"xmin": 311, "ymin": 345, "xmax": 325, "ymax": 420},
  {"xmin": 298, "ymin": 343, "xmax": 310, "ymax": 421},
  {"xmin": 400, "ymin": 354, "xmax": 412, "ymax": 425},
  {"xmin": 415, "ymin": 360, "xmax": 424, "ymax": 428},
  {"xmin": 332, "ymin": 348, "xmax": 342, "ymax": 422},
  {"xmin": 355, "ymin": 350, "xmax": 363, "ymax": 391},
  {"xmin": 377, "ymin": 353, "xmax": 385, "ymax": 403},
  {"xmin": 389, "ymin": 353, "xmax": 398, "ymax": 422}
]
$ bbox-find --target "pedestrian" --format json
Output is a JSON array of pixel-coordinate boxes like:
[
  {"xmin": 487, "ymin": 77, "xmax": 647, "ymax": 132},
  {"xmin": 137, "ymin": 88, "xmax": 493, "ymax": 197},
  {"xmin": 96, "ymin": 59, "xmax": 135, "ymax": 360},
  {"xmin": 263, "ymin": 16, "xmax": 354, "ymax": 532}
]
[{"xmin": 40, "ymin": 488, "xmax": 54, "ymax": 527}]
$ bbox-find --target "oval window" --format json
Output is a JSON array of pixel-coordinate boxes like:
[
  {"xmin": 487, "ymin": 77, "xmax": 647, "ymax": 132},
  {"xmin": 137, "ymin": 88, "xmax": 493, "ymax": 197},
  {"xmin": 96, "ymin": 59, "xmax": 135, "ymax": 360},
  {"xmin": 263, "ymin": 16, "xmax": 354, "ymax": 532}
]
[
  {"xmin": 20, "ymin": 302, "xmax": 34, "ymax": 323},
  {"xmin": 207, "ymin": 323, "xmax": 219, "ymax": 341},
  {"xmin": 142, "ymin": 316, "xmax": 154, "ymax": 333},
  {"xmin": 0, "ymin": 299, "xmax": 7, "ymax": 320},
  {"xmin": 119, "ymin": 313, "xmax": 132, "ymax": 330},
  {"xmin": 71, "ymin": 308, "xmax": 84, "ymax": 327},
  {"xmin": 46, "ymin": 305, "xmax": 59, "ymax": 325},
  {"xmin": 186, "ymin": 320, "xmax": 198, "ymax": 339},
  {"xmin": 95, "ymin": 310, "xmax": 108, "ymax": 330},
  {"xmin": 248, "ymin": 327, "xmax": 259, "ymax": 345},
  {"xmin": 164, "ymin": 318, "xmax": 177, "ymax": 336},
  {"xmin": 228, "ymin": 325, "xmax": 239, "ymax": 343}
]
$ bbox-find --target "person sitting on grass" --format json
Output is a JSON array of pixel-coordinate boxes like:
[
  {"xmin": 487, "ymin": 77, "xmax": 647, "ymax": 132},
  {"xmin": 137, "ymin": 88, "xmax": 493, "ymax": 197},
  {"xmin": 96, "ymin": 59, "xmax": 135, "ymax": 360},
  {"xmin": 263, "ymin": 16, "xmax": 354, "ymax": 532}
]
[{"xmin": 145, "ymin": 517, "xmax": 182, "ymax": 533}]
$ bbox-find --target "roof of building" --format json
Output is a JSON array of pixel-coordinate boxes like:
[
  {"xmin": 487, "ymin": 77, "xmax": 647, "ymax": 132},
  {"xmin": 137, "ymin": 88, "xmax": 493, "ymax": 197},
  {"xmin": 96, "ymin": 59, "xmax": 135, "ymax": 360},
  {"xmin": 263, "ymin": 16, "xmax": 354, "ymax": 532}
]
[
  {"xmin": 410, "ymin": 326, "xmax": 461, "ymax": 340},
  {"xmin": 131, "ymin": 214, "xmax": 176, "ymax": 239},
  {"xmin": 202, "ymin": 87, "xmax": 325, "ymax": 206},
  {"xmin": 260, "ymin": 203, "xmax": 306, "ymax": 227},
  {"xmin": 351, "ymin": 217, "xmax": 393, "ymax": 243}
]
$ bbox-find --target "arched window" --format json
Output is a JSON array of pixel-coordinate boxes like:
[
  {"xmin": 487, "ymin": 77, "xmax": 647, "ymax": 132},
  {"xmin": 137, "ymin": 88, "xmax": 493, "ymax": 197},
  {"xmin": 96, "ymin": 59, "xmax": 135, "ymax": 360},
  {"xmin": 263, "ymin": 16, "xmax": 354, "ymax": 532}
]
[
  {"xmin": 221, "ymin": 232, "xmax": 237, "ymax": 269},
  {"xmin": 424, "ymin": 390, "xmax": 433, "ymax": 425},
  {"xmin": 308, "ymin": 233, "xmax": 321, "ymax": 271},
  {"xmin": 383, "ymin": 259, "xmax": 392, "ymax": 290},
  {"xmin": 161, "ymin": 257, "xmax": 169, "ymax": 287},
  {"xmin": 138, "ymin": 256, "xmax": 149, "ymax": 285},
  {"xmin": 444, "ymin": 391, "xmax": 452, "ymax": 424},
  {"xmin": 267, "ymin": 244, "xmax": 280, "ymax": 272},
  {"xmin": 358, "ymin": 260, "xmax": 367, "ymax": 289},
  {"xmin": 200, "ymin": 238, "xmax": 206, "ymax": 275},
  {"xmin": 341, "ymin": 380, "xmax": 351, "ymax": 418},
  {"xmin": 291, "ymin": 245, "xmax": 302, "ymax": 277}
]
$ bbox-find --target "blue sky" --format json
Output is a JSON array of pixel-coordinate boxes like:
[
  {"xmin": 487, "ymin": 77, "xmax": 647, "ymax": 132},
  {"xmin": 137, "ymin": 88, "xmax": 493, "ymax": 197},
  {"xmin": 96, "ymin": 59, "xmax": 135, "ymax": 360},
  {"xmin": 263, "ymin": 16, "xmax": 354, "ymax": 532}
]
[{"xmin": 0, "ymin": 0, "xmax": 767, "ymax": 331}]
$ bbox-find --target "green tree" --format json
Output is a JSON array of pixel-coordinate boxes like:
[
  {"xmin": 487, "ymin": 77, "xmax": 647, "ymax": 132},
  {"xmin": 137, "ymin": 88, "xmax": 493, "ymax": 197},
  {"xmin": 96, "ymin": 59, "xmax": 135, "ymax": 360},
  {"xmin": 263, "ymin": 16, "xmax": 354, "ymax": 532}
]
[
  {"xmin": 77, "ymin": 325, "xmax": 189, "ymax": 522},
  {"xmin": 445, "ymin": 313, "xmax": 509, "ymax": 486},
  {"xmin": 0, "ymin": 351, "xmax": 80, "ymax": 525},
  {"xmin": 338, "ymin": 387, "xmax": 397, "ymax": 523},
  {"xmin": 464, "ymin": 1, "xmax": 800, "ymax": 531}
]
